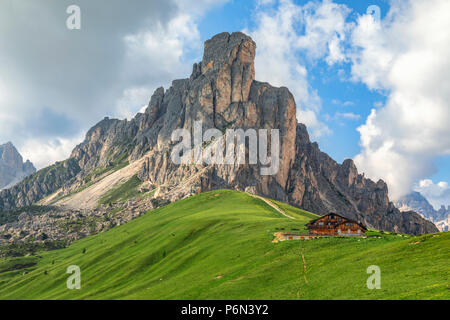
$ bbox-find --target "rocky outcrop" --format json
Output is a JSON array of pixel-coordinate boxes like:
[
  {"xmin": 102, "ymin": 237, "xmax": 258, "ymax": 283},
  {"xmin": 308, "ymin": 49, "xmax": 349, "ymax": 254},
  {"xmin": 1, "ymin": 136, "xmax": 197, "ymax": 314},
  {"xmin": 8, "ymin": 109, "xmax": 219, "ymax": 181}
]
[
  {"xmin": 0, "ymin": 159, "xmax": 80, "ymax": 210},
  {"xmin": 395, "ymin": 192, "xmax": 449, "ymax": 231},
  {"xmin": 0, "ymin": 195, "xmax": 169, "ymax": 247},
  {"xmin": 0, "ymin": 32, "xmax": 438, "ymax": 235},
  {"xmin": 0, "ymin": 142, "xmax": 36, "ymax": 190},
  {"xmin": 286, "ymin": 125, "xmax": 438, "ymax": 234}
]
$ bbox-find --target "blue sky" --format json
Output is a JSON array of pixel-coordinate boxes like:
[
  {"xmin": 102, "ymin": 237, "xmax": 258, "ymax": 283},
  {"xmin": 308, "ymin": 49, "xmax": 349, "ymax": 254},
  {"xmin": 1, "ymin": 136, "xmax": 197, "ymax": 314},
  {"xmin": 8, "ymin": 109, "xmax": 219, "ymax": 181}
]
[{"xmin": 0, "ymin": 0, "xmax": 449, "ymax": 208}]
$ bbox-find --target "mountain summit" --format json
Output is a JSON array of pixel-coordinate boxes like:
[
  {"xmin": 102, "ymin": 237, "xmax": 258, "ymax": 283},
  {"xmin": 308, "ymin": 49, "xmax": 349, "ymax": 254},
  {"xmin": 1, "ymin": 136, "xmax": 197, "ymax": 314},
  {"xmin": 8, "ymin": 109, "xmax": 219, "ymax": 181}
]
[
  {"xmin": 0, "ymin": 142, "xmax": 36, "ymax": 190},
  {"xmin": 0, "ymin": 32, "xmax": 438, "ymax": 235}
]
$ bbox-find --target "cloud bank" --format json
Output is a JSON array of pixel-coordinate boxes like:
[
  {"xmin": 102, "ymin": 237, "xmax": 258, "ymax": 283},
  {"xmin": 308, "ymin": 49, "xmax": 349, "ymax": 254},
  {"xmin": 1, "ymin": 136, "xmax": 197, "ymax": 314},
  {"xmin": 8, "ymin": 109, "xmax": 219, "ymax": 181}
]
[
  {"xmin": 0, "ymin": 0, "xmax": 220, "ymax": 168},
  {"xmin": 414, "ymin": 179, "xmax": 450, "ymax": 210},
  {"xmin": 246, "ymin": 0, "xmax": 352, "ymax": 138},
  {"xmin": 248, "ymin": 0, "xmax": 450, "ymax": 205},
  {"xmin": 351, "ymin": 0, "xmax": 450, "ymax": 201}
]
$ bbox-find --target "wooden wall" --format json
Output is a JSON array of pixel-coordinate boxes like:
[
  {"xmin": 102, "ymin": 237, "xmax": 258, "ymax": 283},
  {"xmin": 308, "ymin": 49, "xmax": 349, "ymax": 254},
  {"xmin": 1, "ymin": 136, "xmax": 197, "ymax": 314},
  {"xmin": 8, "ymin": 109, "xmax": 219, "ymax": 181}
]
[{"xmin": 308, "ymin": 214, "xmax": 365, "ymax": 236}]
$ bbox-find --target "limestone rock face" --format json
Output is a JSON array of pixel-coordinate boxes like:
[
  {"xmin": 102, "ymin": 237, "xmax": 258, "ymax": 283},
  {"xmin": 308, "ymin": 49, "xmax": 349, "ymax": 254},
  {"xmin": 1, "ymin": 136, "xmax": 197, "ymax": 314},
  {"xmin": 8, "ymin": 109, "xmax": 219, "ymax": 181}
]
[
  {"xmin": 395, "ymin": 192, "xmax": 449, "ymax": 231},
  {"xmin": 126, "ymin": 33, "xmax": 298, "ymax": 205},
  {"xmin": 0, "ymin": 142, "xmax": 36, "ymax": 190},
  {"xmin": 200, "ymin": 32, "xmax": 256, "ymax": 109},
  {"xmin": 0, "ymin": 32, "xmax": 438, "ymax": 235}
]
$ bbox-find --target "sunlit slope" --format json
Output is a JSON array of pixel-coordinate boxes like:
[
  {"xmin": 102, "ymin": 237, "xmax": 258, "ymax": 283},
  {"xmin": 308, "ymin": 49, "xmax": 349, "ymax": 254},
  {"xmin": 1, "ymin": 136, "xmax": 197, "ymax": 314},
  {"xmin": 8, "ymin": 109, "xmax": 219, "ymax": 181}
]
[{"xmin": 0, "ymin": 190, "xmax": 448, "ymax": 300}]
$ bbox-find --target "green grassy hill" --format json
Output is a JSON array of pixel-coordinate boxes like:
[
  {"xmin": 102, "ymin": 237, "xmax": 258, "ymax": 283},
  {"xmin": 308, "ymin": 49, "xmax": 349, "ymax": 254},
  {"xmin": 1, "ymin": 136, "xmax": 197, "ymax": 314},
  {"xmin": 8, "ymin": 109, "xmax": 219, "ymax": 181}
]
[{"xmin": 0, "ymin": 190, "xmax": 448, "ymax": 300}]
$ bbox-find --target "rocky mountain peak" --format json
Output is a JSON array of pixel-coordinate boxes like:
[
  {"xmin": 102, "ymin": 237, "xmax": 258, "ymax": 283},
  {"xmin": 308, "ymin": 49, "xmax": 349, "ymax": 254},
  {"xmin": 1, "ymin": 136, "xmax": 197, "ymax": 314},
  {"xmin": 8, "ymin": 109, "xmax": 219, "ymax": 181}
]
[
  {"xmin": 203, "ymin": 32, "xmax": 255, "ymax": 67},
  {"xmin": 0, "ymin": 142, "xmax": 22, "ymax": 169},
  {"xmin": 191, "ymin": 32, "xmax": 256, "ymax": 105},
  {"xmin": 0, "ymin": 32, "xmax": 438, "ymax": 235},
  {"xmin": 0, "ymin": 142, "xmax": 36, "ymax": 190},
  {"xmin": 395, "ymin": 191, "xmax": 448, "ymax": 231}
]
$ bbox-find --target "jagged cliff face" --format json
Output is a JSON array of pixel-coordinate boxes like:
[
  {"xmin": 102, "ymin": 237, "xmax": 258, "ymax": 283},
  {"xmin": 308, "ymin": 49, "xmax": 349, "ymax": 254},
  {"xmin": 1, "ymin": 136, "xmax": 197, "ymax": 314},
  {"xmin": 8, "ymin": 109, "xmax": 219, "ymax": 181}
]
[
  {"xmin": 0, "ymin": 32, "xmax": 438, "ymax": 235},
  {"xmin": 396, "ymin": 192, "xmax": 438, "ymax": 219},
  {"xmin": 288, "ymin": 125, "xmax": 438, "ymax": 234},
  {"xmin": 0, "ymin": 142, "xmax": 36, "ymax": 190},
  {"xmin": 395, "ymin": 192, "xmax": 449, "ymax": 231},
  {"xmin": 69, "ymin": 32, "xmax": 297, "ymax": 203}
]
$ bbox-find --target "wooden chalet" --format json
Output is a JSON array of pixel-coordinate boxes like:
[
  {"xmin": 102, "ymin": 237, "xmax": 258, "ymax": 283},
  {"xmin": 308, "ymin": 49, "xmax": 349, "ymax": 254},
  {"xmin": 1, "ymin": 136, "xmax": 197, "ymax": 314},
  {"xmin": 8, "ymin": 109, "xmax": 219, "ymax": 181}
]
[{"xmin": 306, "ymin": 213, "xmax": 367, "ymax": 236}]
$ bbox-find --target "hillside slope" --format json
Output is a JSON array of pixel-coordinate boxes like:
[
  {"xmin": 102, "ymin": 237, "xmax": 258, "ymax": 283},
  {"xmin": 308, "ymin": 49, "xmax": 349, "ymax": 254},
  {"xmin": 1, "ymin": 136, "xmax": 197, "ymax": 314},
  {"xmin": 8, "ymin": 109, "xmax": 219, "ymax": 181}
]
[{"xmin": 0, "ymin": 190, "xmax": 448, "ymax": 300}]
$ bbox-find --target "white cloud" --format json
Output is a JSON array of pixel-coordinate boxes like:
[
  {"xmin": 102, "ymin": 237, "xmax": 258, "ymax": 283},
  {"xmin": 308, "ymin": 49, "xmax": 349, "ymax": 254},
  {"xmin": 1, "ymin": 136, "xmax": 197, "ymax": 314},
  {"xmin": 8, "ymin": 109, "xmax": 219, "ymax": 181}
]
[
  {"xmin": 20, "ymin": 135, "xmax": 84, "ymax": 170},
  {"xmin": 342, "ymin": 101, "xmax": 355, "ymax": 107},
  {"xmin": 332, "ymin": 99, "xmax": 355, "ymax": 107},
  {"xmin": 299, "ymin": 109, "xmax": 332, "ymax": 137},
  {"xmin": 352, "ymin": 0, "xmax": 450, "ymax": 200},
  {"xmin": 0, "ymin": 0, "xmax": 225, "ymax": 169},
  {"xmin": 335, "ymin": 112, "xmax": 360, "ymax": 121},
  {"xmin": 115, "ymin": 87, "xmax": 154, "ymax": 120},
  {"xmin": 174, "ymin": 0, "xmax": 229, "ymax": 16},
  {"xmin": 123, "ymin": 13, "xmax": 201, "ymax": 78},
  {"xmin": 116, "ymin": 0, "xmax": 233, "ymax": 121},
  {"xmin": 438, "ymin": 182, "xmax": 449, "ymax": 189},
  {"xmin": 117, "ymin": 13, "xmax": 203, "ymax": 119},
  {"xmin": 415, "ymin": 179, "xmax": 450, "ymax": 209},
  {"xmin": 246, "ymin": 0, "xmax": 351, "ymax": 139},
  {"xmin": 256, "ymin": 0, "xmax": 276, "ymax": 6},
  {"xmin": 297, "ymin": 0, "xmax": 352, "ymax": 65}
]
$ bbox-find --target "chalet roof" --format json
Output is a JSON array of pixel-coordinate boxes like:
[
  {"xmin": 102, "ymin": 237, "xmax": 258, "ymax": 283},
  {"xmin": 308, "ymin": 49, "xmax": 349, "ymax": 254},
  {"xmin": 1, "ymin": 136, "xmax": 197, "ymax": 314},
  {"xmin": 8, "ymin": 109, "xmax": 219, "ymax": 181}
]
[{"xmin": 306, "ymin": 213, "xmax": 367, "ymax": 230}]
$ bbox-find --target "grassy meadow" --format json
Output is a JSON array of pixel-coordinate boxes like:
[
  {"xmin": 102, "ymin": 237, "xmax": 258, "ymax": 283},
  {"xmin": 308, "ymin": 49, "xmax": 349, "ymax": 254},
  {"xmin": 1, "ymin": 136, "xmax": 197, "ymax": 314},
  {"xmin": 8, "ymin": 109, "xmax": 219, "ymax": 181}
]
[{"xmin": 0, "ymin": 190, "xmax": 448, "ymax": 299}]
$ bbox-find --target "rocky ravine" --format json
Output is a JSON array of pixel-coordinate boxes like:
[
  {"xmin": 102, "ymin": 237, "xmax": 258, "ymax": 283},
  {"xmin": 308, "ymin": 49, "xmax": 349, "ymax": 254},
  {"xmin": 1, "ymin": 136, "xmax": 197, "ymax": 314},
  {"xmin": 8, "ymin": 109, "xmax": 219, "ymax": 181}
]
[
  {"xmin": 0, "ymin": 142, "xmax": 36, "ymax": 190},
  {"xmin": 0, "ymin": 32, "xmax": 438, "ymax": 237}
]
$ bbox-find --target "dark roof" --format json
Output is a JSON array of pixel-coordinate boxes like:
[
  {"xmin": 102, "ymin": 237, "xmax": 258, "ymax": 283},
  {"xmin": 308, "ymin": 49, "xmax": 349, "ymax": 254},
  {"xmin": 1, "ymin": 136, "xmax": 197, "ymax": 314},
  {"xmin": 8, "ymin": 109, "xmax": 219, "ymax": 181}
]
[{"xmin": 306, "ymin": 213, "xmax": 367, "ymax": 230}]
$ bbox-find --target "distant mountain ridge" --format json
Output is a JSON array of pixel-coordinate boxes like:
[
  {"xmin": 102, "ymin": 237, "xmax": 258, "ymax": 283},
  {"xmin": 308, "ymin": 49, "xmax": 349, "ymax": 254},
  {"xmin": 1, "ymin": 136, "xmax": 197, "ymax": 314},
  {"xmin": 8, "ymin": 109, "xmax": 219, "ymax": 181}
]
[
  {"xmin": 395, "ymin": 192, "xmax": 449, "ymax": 231},
  {"xmin": 0, "ymin": 142, "xmax": 36, "ymax": 190},
  {"xmin": 0, "ymin": 32, "xmax": 438, "ymax": 235}
]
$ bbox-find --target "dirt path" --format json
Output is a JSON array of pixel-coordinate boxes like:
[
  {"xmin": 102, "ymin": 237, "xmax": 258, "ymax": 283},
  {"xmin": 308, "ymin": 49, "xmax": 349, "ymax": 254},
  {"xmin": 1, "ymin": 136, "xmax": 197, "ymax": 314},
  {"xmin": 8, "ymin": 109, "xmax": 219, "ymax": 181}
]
[
  {"xmin": 297, "ymin": 247, "xmax": 308, "ymax": 298},
  {"xmin": 246, "ymin": 193, "xmax": 295, "ymax": 220},
  {"xmin": 301, "ymin": 248, "xmax": 308, "ymax": 284}
]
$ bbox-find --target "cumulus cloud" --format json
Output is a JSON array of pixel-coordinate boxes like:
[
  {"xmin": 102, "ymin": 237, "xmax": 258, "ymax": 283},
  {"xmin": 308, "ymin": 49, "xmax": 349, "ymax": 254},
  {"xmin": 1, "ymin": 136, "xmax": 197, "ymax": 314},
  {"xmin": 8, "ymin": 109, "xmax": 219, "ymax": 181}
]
[
  {"xmin": 352, "ymin": 0, "xmax": 450, "ymax": 200},
  {"xmin": 0, "ymin": 0, "xmax": 223, "ymax": 169},
  {"xmin": 245, "ymin": 0, "xmax": 351, "ymax": 138},
  {"xmin": 118, "ymin": 12, "xmax": 204, "ymax": 119},
  {"xmin": 20, "ymin": 135, "xmax": 85, "ymax": 170},
  {"xmin": 296, "ymin": 0, "xmax": 352, "ymax": 65}
]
